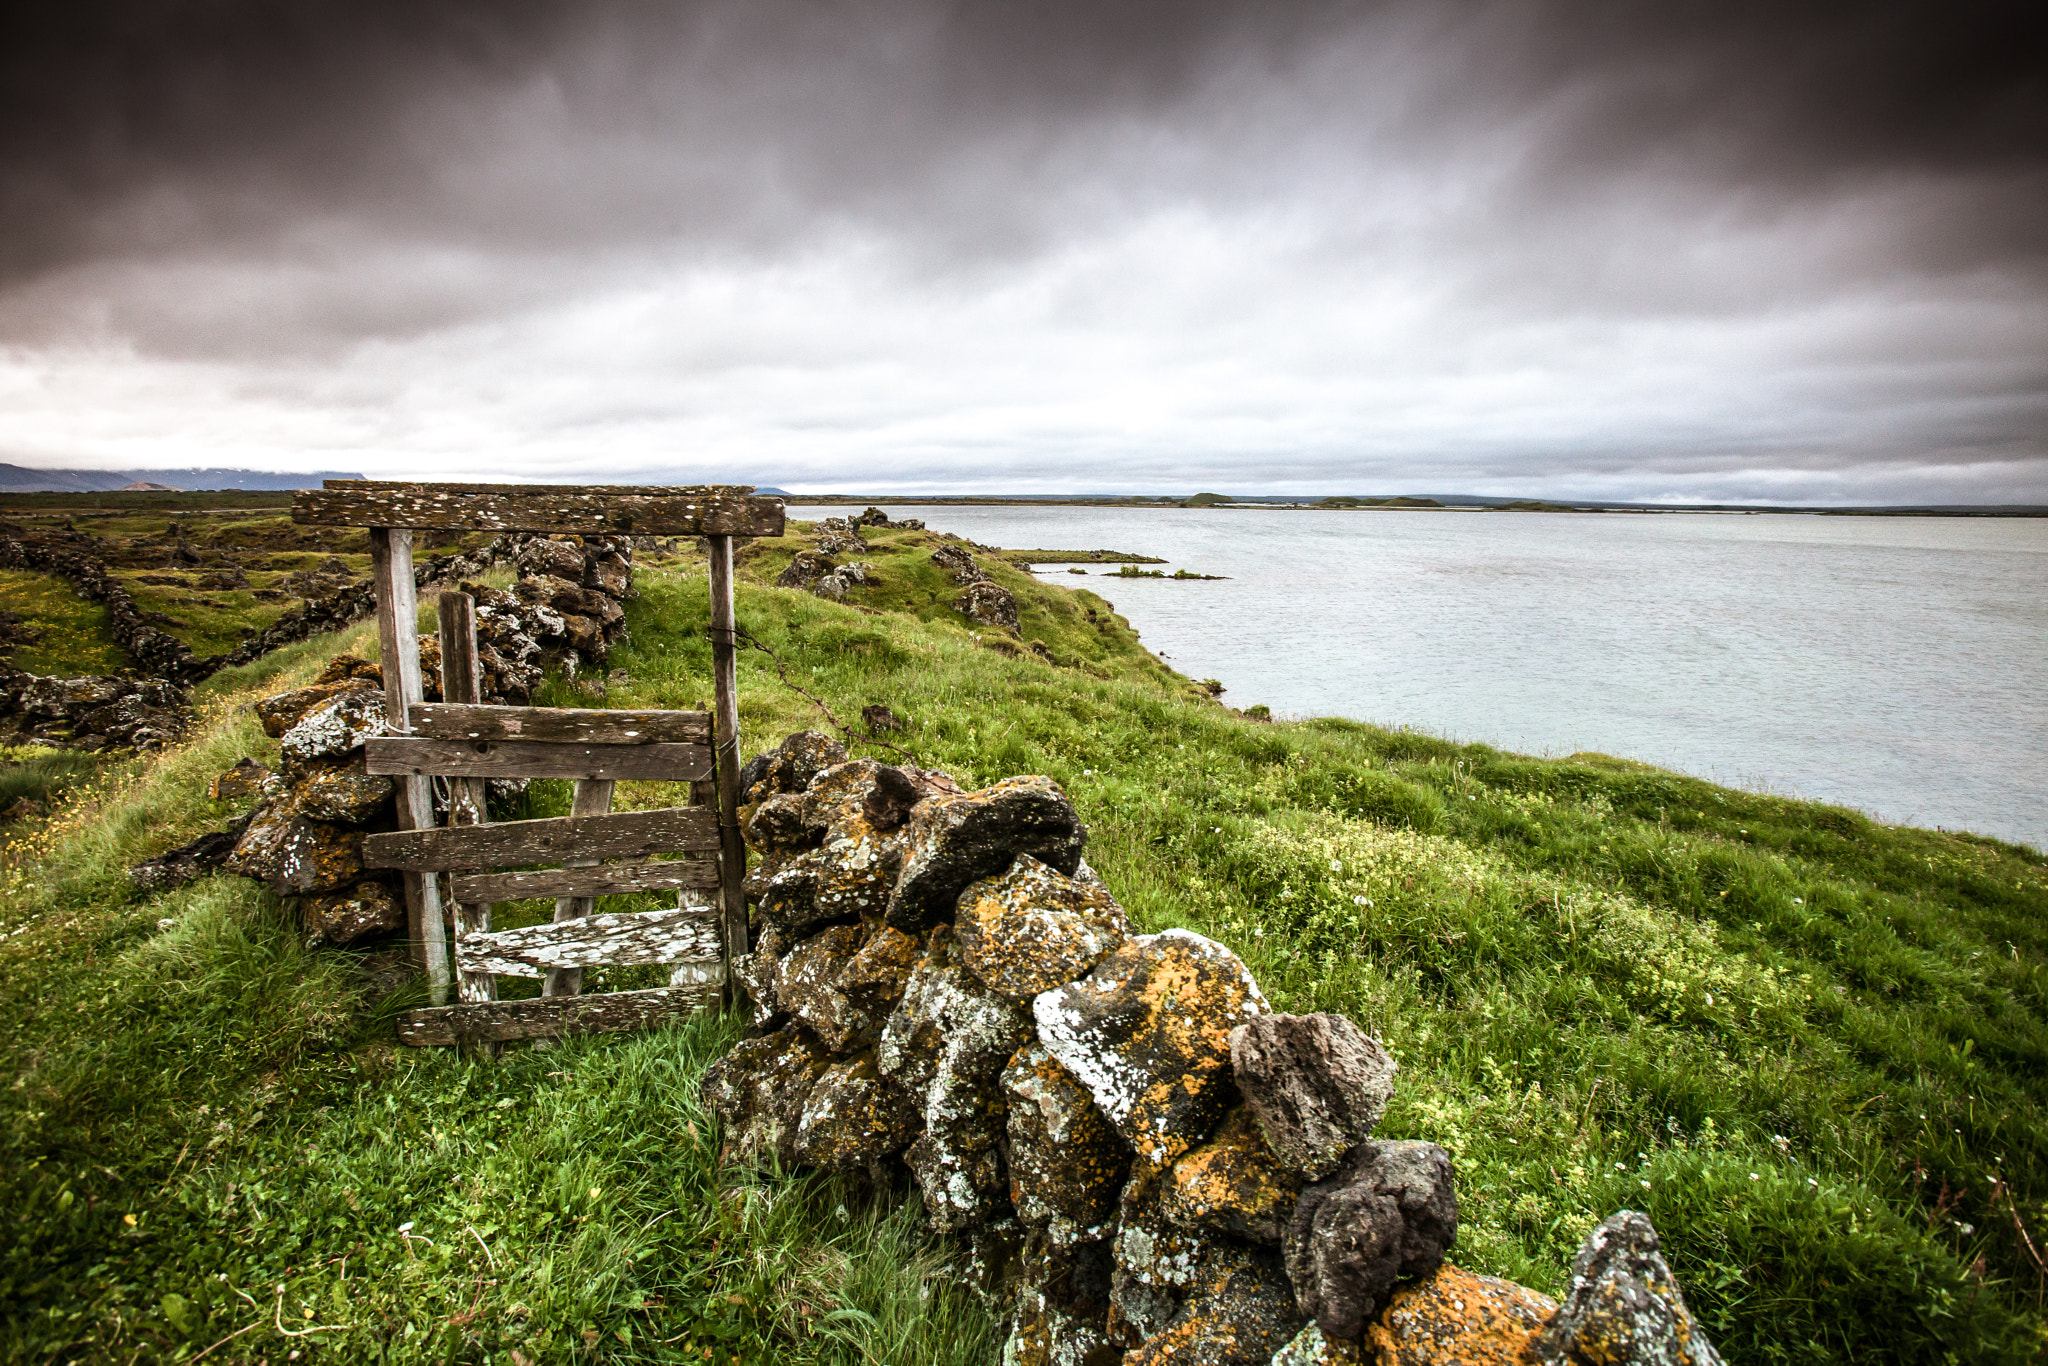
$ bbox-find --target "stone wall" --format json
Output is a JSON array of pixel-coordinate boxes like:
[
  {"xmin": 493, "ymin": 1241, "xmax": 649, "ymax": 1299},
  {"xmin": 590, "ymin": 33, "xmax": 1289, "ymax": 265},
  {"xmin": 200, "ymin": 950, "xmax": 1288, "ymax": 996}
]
[{"xmin": 707, "ymin": 730, "xmax": 1725, "ymax": 1366}]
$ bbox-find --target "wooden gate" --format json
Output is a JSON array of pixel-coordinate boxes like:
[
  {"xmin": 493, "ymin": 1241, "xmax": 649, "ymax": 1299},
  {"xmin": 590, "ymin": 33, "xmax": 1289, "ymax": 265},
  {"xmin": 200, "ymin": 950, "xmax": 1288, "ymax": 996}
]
[{"xmin": 291, "ymin": 481, "xmax": 785, "ymax": 1046}]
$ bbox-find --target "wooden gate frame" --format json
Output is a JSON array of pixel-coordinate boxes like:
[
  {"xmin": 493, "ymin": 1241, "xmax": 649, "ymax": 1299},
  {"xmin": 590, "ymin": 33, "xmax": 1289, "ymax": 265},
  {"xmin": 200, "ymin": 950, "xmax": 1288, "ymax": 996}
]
[{"xmin": 291, "ymin": 481, "xmax": 785, "ymax": 1027}]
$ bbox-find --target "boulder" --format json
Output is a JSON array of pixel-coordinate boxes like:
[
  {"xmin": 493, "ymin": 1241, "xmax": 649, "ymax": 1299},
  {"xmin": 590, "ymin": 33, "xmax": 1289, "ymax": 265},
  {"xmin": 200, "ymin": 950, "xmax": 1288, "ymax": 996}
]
[
  {"xmin": 222, "ymin": 800, "xmax": 365, "ymax": 896},
  {"xmin": 256, "ymin": 679, "xmax": 376, "ymax": 737},
  {"xmin": 1283, "ymin": 1140, "xmax": 1459, "ymax": 1343},
  {"xmin": 1124, "ymin": 1244, "xmax": 1302, "ymax": 1366},
  {"xmin": 1230, "ymin": 1013, "xmax": 1397, "ymax": 1182},
  {"xmin": 311, "ymin": 653, "xmax": 383, "ymax": 687},
  {"xmin": 302, "ymin": 880, "xmax": 406, "ymax": 947},
  {"xmin": 515, "ymin": 536, "xmax": 588, "ymax": 581},
  {"xmin": 208, "ymin": 757, "xmax": 273, "ymax": 801},
  {"xmin": 1364, "ymin": 1264, "xmax": 1558, "ymax": 1366},
  {"xmin": 836, "ymin": 922, "xmax": 922, "ymax": 1022},
  {"xmin": 1108, "ymin": 1171, "xmax": 1212, "ymax": 1343},
  {"xmin": 1003, "ymin": 1042, "xmax": 1131, "ymax": 1248},
  {"xmin": 1003, "ymin": 1237, "xmax": 1120, "ymax": 1366},
  {"xmin": 279, "ymin": 689, "xmax": 386, "ymax": 772},
  {"xmin": 878, "ymin": 927, "xmax": 1033, "ymax": 1230},
  {"xmin": 731, "ymin": 924, "xmax": 790, "ymax": 1028},
  {"xmin": 932, "ymin": 543, "xmax": 984, "ymax": 583},
  {"xmin": 754, "ymin": 730, "xmax": 849, "ymax": 800},
  {"xmin": 701, "ymin": 1025, "xmax": 832, "ymax": 1167},
  {"xmin": 958, "ymin": 580, "xmax": 1020, "ymax": 630},
  {"xmin": 128, "ymin": 814, "xmax": 252, "ymax": 893},
  {"xmin": 293, "ymin": 754, "xmax": 396, "ymax": 824},
  {"xmin": 1033, "ymin": 929, "xmax": 1270, "ymax": 1167},
  {"xmin": 886, "ymin": 776, "xmax": 1087, "ymax": 933},
  {"xmin": 777, "ymin": 550, "xmax": 840, "ymax": 590},
  {"xmin": 1529, "ymin": 1211, "xmax": 1724, "ymax": 1366},
  {"xmin": 744, "ymin": 792, "xmax": 813, "ymax": 853},
  {"xmin": 1160, "ymin": 1106, "xmax": 1302, "ymax": 1245},
  {"xmin": 957, "ymin": 854, "xmax": 1131, "ymax": 1003},
  {"xmin": 777, "ymin": 923, "xmax": 882, "ymax": 1053},
  {"xmin": 794, "ymin": 1050, "xmax": 920, "ymax": 1170},
  {"xmin": 802, "ymin": 762, "xmax": 913, "ymax": 923}
]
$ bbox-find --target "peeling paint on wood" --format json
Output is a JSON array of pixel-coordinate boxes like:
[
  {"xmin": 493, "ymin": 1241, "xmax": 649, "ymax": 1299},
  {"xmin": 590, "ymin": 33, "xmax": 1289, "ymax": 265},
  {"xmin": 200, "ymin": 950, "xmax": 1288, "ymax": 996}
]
[
  {"xmin": 396, "ymin": 982, "xmax": 719, "ymax": 1046},
  {"xmin": 364, "ymin": 805, "xmax": 718, "ymax": 869},
  {"xmin": 409, "ymin": 703, "xmax": 709, "ymax": 745},
  {"xmin": 364, "ymin": 736, "xmax": 712, "ymax": 781},
  {"xmin": 457, "ymin": 905, "xmax": 720, "ymax": 976},
  {"xmin": 450, "ymin": 858, "xmax": 717, "ymax": 903}
]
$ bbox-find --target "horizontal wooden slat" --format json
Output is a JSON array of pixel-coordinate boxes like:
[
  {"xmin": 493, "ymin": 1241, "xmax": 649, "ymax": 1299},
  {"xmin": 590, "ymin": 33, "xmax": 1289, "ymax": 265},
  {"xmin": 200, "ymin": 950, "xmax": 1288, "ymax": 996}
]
[
  {"xmin": 410, "ymin": 703, "xmax": 709, "ymax": 745},
  {"xmin": 363, "ymin": 805, "xmax": 719, "ymax": 870},
  {"xmin": 292, "ymin": 485, "xmax": 784, "ymax": 537},
  {"xmin": 365, "ymin": 736, "xmax": 711, "ymax": 781},
  {"xmin": 330, "ymin": 480, "xmax": 761, "ymax": 497},
  {"xmin": 451, "ymin": 858, "xmax": 717, "ymax": 903},
  {"xmin": 456, "ymin": 905, "xmax": 720, "ymax": 977},
  {"xmin": 396, "ymin": 982, "xmax": 720, "ymax": 1047}
]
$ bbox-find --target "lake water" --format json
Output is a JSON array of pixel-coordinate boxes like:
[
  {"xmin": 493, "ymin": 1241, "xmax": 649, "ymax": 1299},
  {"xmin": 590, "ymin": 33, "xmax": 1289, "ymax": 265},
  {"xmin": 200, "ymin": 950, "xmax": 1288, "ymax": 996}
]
[{"xmin": 788, "ymin": 505, "xmax": 2048, "ymax": 850}]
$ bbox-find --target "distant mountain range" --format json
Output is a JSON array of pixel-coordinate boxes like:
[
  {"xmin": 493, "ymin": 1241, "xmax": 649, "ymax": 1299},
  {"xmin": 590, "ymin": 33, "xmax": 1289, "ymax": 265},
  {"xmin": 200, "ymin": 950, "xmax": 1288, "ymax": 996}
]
[{"xmin": 0, "ymin": 464, "xmax": 363, "ymax": 493}]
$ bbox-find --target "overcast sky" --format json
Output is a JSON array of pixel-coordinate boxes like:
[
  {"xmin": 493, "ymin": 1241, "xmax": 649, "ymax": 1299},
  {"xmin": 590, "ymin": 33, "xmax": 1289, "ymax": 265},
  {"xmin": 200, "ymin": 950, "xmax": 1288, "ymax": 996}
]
[{"xmin": 2, "ymin": 1, "xmax": 2043, "ymax": 502}]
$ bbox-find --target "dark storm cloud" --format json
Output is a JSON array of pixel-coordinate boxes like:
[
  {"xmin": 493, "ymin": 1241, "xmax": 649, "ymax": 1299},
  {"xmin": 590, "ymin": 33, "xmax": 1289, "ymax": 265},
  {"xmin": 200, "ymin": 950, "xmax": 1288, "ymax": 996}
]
[{"xmin": 1, "ymin": 1, "xmax": 2042, "ymax": 500}]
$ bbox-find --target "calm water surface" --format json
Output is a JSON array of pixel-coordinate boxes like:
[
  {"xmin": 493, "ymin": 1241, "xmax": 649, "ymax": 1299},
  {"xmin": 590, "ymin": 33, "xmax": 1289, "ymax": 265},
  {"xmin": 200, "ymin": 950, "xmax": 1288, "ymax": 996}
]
[{"xmin": 789, "ymin": 506, "xmax": 2048, "ymax": 850}]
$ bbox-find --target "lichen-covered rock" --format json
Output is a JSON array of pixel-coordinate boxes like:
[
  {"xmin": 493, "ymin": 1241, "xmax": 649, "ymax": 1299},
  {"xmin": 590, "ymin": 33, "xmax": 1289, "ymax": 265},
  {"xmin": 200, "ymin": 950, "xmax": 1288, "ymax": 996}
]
[
  {"xmin": 1529, "ymin": 1212, "xmax": 1724, "ymax": 1366},
  {"xmin": 254, "ymin": 678, "xmax": 377, "ymax": 738},
  {"xmin": 932, "ymin": 543, "xmax": 984, "ymax": 583},
  {"xmin": 515, "ymin": 536, "xmax": 588, "ymax": 581},
  {"xmin": 1283, "ymin": 1140, "xmax": 1459, "ymax": 1343},
  {"xmin": 957, "ymin": 854, "xmax": 1131, "ymax": 1002},
  {"xmin": 1365, "ymin": 1264, "xmax": 1558, "ymax": 1366},
  {"xmin": 744, "ymin": 792, "xmax": 813, "ymax": 853},
  {"xmin": 128, "ymin": 816, "xmax": 251, "ymax": 893},
  {"xmin": 1003, "ymin": 1237, "xmax": 1120, "ymax": 1366},
  {"xmin": 293, "ymin": 753, "xmax": 396, "ymax": 824},
  {"xmin": 208, "ymin": 756, "xmax": 272, "ymax": 801},
  {"xmin": 777, "ymin": 549, "xmax": 841, "ymax": 590},
  {"xmin": 702, "ymin": 1025, "xmax": 832, "ymax": 1167},
  {"xmin": 1160, "ymin": 1106, "xmax": 1302, "ymax": 1245},
  {"xmin": 778, "ymin": 923, "xmax": 882, "ymax": 1053},
  {"xmin": 279, "ymin": 689, "xmax": 386, "ymax": 772},
  {"xmin": 794, "ymin": 1050, "xmax": 919, "ymax": 1169},
  {"xmin": 755, "ymin": 730, "xmax": 849, "ymax": 799},
  {"xmin": 1003, "ymin": 1042, "xmax": 1131, "ymax": 1247},
  {"xmin": 1124, "ymin": 1243, "xmax": 1302, "ymax": 1366},
  {"xmin": 222, "ymin": 799, "xmax": 364, "ymax": 896},
  {"xmin": 837, "ymin": 922, "xmax": 922, "ymax": 1021},
  {"xmin": 1230, "ymin": 1012, "xmax": 1397, "ymax": 1182},
  {"xmin": 886, "ymin": 776, "xmax": 1087, "ymax": 932},
  {"xmin": 731, "ymin": 924, "xmax": 790, "ymax": 1028},
  {"xmin": 1268, "ymin": 1322, "xmax": 1367, "ymax": 1366},
  {"xmin": 1109, "ymin": 1170, "xmax": 1213, "ymax": 1340},
  {"xmin": 310, "ymin": 652, "xmax": 383, "ymax": 687},
  {"xmin": 302, "ymin": 880, "xmax": 405, "ymax": 947},
  {"xmin": 754, "ymin": 849, "xmax": 839, "ymax": 940},
  {"xmin": 1033, "ymin": 929, "xmax": 1269, "ymax": 1167},
  {"xmin": 879, "ymin": 926, "xmax": 1033, "ymax": 1230},
  {"xmin": 958, "ymin": 579, "xmax": 1020, "ymax": 630}
]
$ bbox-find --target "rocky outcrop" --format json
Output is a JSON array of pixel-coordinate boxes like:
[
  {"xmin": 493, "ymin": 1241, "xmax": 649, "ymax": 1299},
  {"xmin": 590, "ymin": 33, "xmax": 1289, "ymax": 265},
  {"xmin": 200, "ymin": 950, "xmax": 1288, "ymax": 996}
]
[
  {"xmin": 702, "ymin": 730, "xmax": 1723, "ymax": 1366},
  {"xmin": 958, "ymin": 579, "xmax": 1021, "ymax": 630},
  {"xmin": 1, "ymin": 672, "xmax": 190, "ymax": 752}
]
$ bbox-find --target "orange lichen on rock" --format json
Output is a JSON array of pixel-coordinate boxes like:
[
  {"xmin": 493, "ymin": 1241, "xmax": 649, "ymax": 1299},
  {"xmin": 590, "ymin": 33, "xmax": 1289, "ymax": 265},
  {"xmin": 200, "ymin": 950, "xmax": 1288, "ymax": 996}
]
[
  {"xmin": 956, "ymin": 853, "xmax": 1131, "ymax": 1002},
  {"xmin": 1161, "ymin": 1106, "xmax": 1304, "ymax": 1245},
  {"xmin": 1364, "ymin": 1264, "xmax": 1558, "ymax": 1366}
]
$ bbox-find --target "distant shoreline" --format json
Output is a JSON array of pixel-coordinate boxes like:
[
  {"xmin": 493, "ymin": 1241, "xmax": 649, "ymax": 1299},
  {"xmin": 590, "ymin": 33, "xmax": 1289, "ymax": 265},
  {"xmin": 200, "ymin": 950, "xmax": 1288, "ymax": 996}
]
[{"xmin": 783, "ymin": 494, "xmax": 2048, "ymax": 517}]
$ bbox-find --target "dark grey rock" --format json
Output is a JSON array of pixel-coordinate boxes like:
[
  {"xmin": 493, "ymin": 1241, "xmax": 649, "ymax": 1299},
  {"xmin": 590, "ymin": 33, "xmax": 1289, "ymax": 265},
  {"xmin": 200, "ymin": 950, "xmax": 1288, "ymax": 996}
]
[
  {"xmin": 884, "ymin": 775, "xmax": 1086, "ymax": 932},
  {"xmin": 1282, "ymin": 1139, "xmax": 1458, "ymax": 1342},
  {"xmin": 1230, "ymin": 1012, "xmax": 1397, "ymax": 1181},
  {"xmin": 1530, "ymin": 1211, "xmax": 1724, "ymax": 1366}
]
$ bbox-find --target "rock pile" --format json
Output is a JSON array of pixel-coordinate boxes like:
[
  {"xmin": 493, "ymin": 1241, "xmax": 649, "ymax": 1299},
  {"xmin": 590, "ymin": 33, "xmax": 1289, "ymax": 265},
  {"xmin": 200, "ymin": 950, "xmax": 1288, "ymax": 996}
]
[
  {"xmin": 706, "ymin": 730, "xmax": 1724, "ymax": 1366},
  {"xmin": 930, "ymin": 541, "xmax": 1020, "ymax": 630},
  {"xmin": 1, "ymin": 519, "xmax": 220, "ymax": 683},
  {"xmin": 1, "ymin": 672, "xmax": 190, "ymax": 751}
]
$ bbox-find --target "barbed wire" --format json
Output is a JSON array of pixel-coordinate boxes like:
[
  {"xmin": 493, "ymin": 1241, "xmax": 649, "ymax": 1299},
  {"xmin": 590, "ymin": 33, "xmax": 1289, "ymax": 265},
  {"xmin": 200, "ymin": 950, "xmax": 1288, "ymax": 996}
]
[{"xmin": 711, "ymin": 621, "xmax": 924, "ymax": 769}]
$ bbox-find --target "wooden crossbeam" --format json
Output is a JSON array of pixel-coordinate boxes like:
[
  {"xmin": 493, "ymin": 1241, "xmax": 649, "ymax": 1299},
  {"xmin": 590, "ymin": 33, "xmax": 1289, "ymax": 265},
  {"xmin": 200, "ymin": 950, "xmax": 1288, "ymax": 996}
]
[
  {"xmin": 363, "ymin": 805, "xmax": 718, "ymax": 870},
  {"xmin": 396, "ymin": 983, "xmax": 719, "ymax": 1047},
  {"xmin": 450, "ymin": 858, "xmax": 717, "ymax": 903},
  {"xmin": 409, "ymin": 703, "xmax": 709, "ymax": 745},
  {"xmin": 364, "ymin": 737, "xmax": 712, "ymax": 782},
  {"xmin": 455, "ymin": 905, "xmax": 719, "ymax": 977},
  {"xmin": 291, "ymin": 483, "xmax": 784, "ymax": 537}
]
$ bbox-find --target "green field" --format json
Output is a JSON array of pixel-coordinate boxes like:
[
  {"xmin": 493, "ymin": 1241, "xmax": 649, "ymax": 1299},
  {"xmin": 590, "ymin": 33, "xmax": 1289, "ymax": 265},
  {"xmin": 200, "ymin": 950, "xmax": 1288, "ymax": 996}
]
[{"xmin": 2, "ymin": 524, "xmax": 2043, "ymax": 1364}]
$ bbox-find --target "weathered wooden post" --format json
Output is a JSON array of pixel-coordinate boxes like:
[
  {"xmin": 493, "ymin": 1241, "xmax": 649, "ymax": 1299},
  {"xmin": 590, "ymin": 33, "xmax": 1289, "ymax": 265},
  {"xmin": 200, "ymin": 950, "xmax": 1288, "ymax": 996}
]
[
  {"xmin": 371, "ymin": 527, "xmax": 452, "ymax": 1004},
  {"xmin": 707, "ymin": 534, "xmax": 749, "ymax": 1003},
  {"xmin": 438, "ymin": 591, "xmax": 495, "ymax": 1005}
]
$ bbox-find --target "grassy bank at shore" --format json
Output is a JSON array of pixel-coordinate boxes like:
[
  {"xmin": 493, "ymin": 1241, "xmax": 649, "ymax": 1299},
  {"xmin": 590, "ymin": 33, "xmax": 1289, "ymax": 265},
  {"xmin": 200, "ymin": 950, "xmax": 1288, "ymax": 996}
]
[{"xmin": 2, "ymin": 523, "xmax": 2044, "ymax": 1364}]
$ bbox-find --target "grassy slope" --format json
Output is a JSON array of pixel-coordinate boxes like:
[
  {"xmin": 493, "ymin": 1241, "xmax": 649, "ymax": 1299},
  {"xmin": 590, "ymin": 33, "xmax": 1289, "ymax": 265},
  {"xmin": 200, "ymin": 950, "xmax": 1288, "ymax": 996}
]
[{"xmin": 1, "ymin": 524, "xmax": 2043, "ymax": 1363}]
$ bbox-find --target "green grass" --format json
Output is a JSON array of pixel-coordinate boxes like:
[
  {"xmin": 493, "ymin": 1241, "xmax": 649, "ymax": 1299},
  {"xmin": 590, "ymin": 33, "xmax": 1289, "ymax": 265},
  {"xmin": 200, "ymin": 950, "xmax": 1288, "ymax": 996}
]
[
  {"xmin": 0, "ymin": 568, "xmax": 131, "ymax": 673},
  {"xmin": 2, "ymin": 537, "xmax": 2045, "ymax": 1363}
]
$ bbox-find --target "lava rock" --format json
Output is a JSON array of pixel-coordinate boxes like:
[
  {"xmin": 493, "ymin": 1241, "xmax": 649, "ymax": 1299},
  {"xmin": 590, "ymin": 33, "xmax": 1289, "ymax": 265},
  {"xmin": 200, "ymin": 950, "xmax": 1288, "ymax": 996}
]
[
  {"xmin": 255, "ymin": 678, "xmax": 378, "ymax": 738},
  {"xmin": 702, "ymin": 1024, "xmax": 832, "ymax": 1167},
  {"xmin": 731, "ymin": 924, "xmax": 791, "ymax": 1028},
  {"xmin": 794, "ymin": 1050, "xmax": 920, "ymax": 1170},
  {"xmin": 514, "ymin": 536, "xmax": 588, "ymax": 581},
  {"xmin": 279, "ymin": 689, "xmax": 386, "ymax": 773},
  {"xmin": 777, "ymin": 923, "xmax": 880, "ymax": 1053},
  {"xmin": 1365, "ymin": 1263, "xmax": 1559, "ymax": 1366},
  {"xmin": 302, "ymin": 880, "xmax": 406, "ymax": 947},
  {"xmin": 128, "ymin": 814, "xmax": 253, "ymax": 892},
  {"xmin": 1124, "ymin": 1244, "xmax": 1302, "ymax": 1366},
  {"xmin": 744, "ymin": 792, "xmax": 813, "ymax": 853},
  {"xmin": 931, "ymin": 543, "xmax": 984, "ymax": 583},
  {"xmin": 1283, "ymin": 1140, "xmax": 1459, "ymax": 1343},
  {"xmin": 1230, "ymin": 1012, "xmax": 1397, "ymax": 1182},
  {"xmin": 885, "ymin": 776, "xmax": 1087, "ymax": 933},
  {"xmin": 293, "ymin": 754, "xmax": 397, "ymax": 824},
  {"xmin": 956, "ymin": 853, "xmax": 1130, "ymax": 1003},
  {"xmin": 208, "ymin": 757, "xmax": 273, "ymax": 801},
  {"xmin": 1033, "ymin": 929, "xmax": 1270, "ymax": 1168},
  {"xmin": 1529, "ymin": 1211, "xmax": 1724, "ymax": 1366},
  {"xmin": 1268, "ymin": 1322, "xmax": 1367, "ymax": 1365},
  {"xmin": 878, "ymin": 926, "xmax": 1033, "ymax": 1230},
  {"xmin": 1003, "ymin": 1236, "xmax": 1121, "ymax": 1366},
  {"xmin": 759, "ymin": 730, "xmax": 850, "ymax": 798},
  {"xmin": 777, "ymin": 550, "xmax": 840, "ymax": 591},
  {"xmin": 1003, "ymin": 1041, "xmax": 1132, "ymax": 1248},
  {"xmin": 957, "ymin": 579, "xmax": 1020, "ymax": 629},
  {"xmin": 1160, "ymin": 1106, "xmax": 1303, "ymax": 1246}
]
